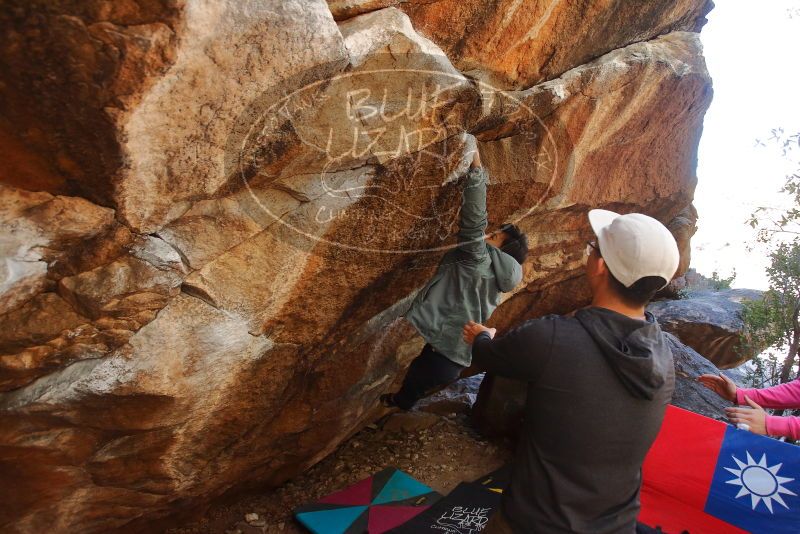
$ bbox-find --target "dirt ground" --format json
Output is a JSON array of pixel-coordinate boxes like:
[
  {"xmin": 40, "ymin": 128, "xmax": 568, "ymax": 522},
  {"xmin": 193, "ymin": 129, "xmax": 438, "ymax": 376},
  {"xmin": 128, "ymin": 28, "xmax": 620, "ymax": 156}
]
[{"xmin": 168, "ymin": 377, "xmax": 513, "ymax": 534}]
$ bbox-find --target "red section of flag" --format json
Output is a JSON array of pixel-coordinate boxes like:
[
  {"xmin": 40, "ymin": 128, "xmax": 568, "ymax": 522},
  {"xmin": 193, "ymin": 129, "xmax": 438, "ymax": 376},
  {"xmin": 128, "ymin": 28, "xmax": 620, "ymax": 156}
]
[
  {"xmin": 318, "ymin": 475, "xmax": 373, "ymax": 506},
  {"xmin": 638, "ymin": 406, "xmax": 748, "ymax": 534}
]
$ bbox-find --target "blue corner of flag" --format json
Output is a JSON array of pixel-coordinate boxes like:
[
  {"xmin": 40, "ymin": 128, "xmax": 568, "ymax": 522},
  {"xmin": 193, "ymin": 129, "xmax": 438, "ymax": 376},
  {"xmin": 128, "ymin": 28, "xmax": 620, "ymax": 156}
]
[{"xmin": 704, "ymin": 426, "xmax": 800, "ymax": 534}]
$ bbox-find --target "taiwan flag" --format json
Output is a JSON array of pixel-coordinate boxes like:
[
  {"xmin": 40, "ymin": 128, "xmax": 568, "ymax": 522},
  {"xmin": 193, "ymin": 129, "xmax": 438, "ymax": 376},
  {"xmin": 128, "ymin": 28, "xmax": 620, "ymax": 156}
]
[{"xmin": 639, "ymin": 406, "xmax": 800, "ymax": 533}]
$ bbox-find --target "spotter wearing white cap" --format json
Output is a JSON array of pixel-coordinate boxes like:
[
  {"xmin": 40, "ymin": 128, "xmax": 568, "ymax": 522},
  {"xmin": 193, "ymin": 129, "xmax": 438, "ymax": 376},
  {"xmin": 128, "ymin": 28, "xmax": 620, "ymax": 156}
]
[{"xmin": 588, "ymin": 209, "xmax": 680, "ymax": 289}]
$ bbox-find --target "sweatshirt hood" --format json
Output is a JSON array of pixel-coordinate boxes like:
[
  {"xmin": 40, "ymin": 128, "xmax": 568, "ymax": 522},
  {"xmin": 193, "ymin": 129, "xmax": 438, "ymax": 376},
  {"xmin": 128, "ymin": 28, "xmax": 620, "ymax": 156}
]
[
  {"xmin": 574, "ymin": 306, "xmax": 672, "ymax": 400},
  {"xmin": 488, "ymin": 245, "xmax": 523, "ymax": 293}
]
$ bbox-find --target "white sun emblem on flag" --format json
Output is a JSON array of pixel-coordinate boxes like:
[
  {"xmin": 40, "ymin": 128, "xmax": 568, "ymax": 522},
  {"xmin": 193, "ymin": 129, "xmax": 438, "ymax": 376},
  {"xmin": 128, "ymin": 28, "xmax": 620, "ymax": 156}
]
[{"xmin": 725, "ymin": 451, "xmax": 796, "ymax": 513}]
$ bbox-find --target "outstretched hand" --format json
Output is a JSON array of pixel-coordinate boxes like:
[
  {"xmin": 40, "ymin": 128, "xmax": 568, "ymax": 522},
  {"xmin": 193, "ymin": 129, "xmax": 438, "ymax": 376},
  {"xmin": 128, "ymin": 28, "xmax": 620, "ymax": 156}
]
[
  {"xmin": 697, "ymin": 373, "xmax": 737, "ymax": 403},
  {"xmin": 459, "ymin": 132, "xmax": 481, "ymax": 170},
  {"xmin": 470, "ymin": 147, "xmax": 482, "ymax": 168},
  {"xmin": 725, "ymin": 396, "xmax": 768, "ymax": 435},
  {"xmin": 462, "ymin": 320, "xmax": 495, "ymax": 344}
]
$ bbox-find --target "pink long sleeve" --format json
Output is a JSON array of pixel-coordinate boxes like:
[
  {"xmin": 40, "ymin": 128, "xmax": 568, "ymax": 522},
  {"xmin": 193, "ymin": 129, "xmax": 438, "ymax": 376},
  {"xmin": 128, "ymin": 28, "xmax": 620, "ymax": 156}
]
[
  {"xmin": 737, "ymin": 379, "xmax": 800, "ymax": 440},
  {"xmin": 736, "ymin": 378, "xmax": 800, "ymax": 410},
  {"xmin": 765, "ymin": 415, "xmax": 800, "ymax": 441}
]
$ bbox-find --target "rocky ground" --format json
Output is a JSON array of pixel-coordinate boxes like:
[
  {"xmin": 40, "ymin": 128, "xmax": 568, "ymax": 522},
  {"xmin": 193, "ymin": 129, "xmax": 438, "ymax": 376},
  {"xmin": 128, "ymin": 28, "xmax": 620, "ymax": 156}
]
[{"xmin": 169, "ymin": 376, "xmax": 513, "ymax": 534}]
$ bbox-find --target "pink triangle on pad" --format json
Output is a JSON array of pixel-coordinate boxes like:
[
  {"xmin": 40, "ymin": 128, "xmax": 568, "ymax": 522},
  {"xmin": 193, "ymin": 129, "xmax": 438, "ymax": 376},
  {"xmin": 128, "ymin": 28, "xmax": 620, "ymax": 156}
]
[
  {"xmin": 368, "ymin": 505, "xmax": 430, "ymax": 533},
  {"xmin": 318, "ymin": 476, "xmax": 374, "ymax": 506}
]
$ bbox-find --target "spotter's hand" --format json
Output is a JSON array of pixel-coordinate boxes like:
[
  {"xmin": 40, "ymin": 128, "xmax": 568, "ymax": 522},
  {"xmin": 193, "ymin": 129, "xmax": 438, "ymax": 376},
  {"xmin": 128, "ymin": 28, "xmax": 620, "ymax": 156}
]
[
  {"xmin": 462, "ymin": 320, "xmax": 495, "ymax": 345},
  {"xmin": 697, "ymin": 373, "xmax": 737, "ymax": 403},
  {"xmin": 725, "ymin": 396, "xmax": 767, "ymax": 435}
]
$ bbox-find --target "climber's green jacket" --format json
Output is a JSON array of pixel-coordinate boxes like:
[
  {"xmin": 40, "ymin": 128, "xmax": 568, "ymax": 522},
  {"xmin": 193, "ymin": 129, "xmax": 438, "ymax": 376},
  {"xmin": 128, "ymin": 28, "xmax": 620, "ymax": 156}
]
[{"xmin": 404, "ymin": 165, "xmax": 523, "ymax": 367}]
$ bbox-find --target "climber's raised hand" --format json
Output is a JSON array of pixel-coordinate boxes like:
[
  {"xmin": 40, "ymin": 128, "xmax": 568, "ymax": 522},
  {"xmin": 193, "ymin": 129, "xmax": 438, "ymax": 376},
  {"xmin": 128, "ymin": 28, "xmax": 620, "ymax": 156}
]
[
  {"xmin": 697, "ymin": 372, "xmax": 737, "ymax": 403},
  {"xmin": 725, "ymin": 396, "xmax": 767, "ymax": 435},
  {"xmin": 470, "ymin": 146, "xmax": 482, "ymax": 168},
  {"xmin": 459, "ymin": 131, "xmax": 480, "ymax": 170}
]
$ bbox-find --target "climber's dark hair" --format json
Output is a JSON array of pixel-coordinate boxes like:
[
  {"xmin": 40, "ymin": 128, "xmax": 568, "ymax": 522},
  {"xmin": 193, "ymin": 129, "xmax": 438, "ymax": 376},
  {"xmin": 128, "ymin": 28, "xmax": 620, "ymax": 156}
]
[{"xmin": 498, "ymin": 223, "xmax": 528, "ymax": 265}]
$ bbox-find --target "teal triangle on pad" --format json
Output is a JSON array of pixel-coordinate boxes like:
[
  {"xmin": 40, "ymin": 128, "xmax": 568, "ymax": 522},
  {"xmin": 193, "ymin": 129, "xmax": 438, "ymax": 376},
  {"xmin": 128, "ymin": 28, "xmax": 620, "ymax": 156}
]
[
  {"xmin": 295, "ymin": 505, "xmax": 368, "ymax": 533},
  {"xmin": 372, "ymin": 470, "xmax": 433, "ymax": 505}
]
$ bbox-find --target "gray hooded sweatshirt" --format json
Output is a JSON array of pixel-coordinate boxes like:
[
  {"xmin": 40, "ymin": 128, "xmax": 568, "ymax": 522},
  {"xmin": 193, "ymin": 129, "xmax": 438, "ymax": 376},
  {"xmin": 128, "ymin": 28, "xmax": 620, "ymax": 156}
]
[
  {"xmin": 404, "ymin": 166, "xmax": 522, "ymax": 367},
  {"xmin": 472, "ymin": 306, "xmax": 675, "ymax": 533}
]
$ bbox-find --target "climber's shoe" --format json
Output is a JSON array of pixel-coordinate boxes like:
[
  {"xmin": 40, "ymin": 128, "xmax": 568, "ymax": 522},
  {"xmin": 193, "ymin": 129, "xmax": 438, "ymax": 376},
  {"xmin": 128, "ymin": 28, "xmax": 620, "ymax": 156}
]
[{"xmin": 379, "ymin": 393, "xmax": 399, "ymax": 408}]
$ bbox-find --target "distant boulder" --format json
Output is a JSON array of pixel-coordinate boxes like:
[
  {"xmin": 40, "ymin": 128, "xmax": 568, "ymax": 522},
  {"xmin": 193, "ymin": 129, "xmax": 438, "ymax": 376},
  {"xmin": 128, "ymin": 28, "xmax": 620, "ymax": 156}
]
[{"xmin": 648, "ymin": 289, "xmax": 763, "ymax": 369}]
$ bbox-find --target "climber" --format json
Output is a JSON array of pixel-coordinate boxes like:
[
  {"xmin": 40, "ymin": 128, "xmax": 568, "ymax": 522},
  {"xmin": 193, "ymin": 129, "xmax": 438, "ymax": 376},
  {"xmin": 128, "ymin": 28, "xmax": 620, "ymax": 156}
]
[
  {"xmin": 462, "ymin": 209, "xmax": 680, "ymax": 533},
  {"xmin": 380, "ymin": 135, "xmax": 528, "ymax": 411}
]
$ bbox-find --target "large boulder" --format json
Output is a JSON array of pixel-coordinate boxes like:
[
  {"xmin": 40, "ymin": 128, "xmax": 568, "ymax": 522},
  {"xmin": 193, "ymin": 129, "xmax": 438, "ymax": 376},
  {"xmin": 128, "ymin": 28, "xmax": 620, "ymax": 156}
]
[
  {"xmin": 400, "ymin": 0, "xmax": 713, "ymax": 90},
  {"xmin": 647, "ymin": 289, "xmax": 764, "ymax": 369},
  {"xmin": 1, "ymin": 1, "xmax": 713, "ymax": 531},
  {"xmin": 472, "ymin": 30, "xmax": 712, "ymax": 316},
  {"xmin": 668, "ymin": 204, "xmax": 699, "ymax": 278},
  {"xmin": 0, "ymin": 184, "xmax": 115, "ymax": 313},
  {"xmin": 0, "ymin": 0, "xmax": 350, "ymax": 231}
]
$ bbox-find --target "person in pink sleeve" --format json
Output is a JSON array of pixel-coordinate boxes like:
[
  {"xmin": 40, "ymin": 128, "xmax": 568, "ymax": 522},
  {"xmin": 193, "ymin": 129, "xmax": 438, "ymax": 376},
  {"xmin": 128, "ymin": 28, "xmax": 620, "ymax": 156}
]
[{"xmin": 698, "ymin": 372, "xmax": 800, "ymax": 440}]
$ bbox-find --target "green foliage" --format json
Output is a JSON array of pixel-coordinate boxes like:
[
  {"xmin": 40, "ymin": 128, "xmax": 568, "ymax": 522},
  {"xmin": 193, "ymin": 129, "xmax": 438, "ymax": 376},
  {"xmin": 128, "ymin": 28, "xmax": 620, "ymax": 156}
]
[
  {"xmin": 747, "ymin": 129, "xmax": 800, "ymax": 242},
  {"xmin": 674, "ymin": 270, "xmax": 735, "ymax": 299},
  {"xmin": 709, "ymin": 269, "xmax": 736, "ymax": 290},
  {"xmin": 741, "ymin": 282, "xmax": 797, "ymax": 384},
  {"xmin": 741, "ymin": 295, "xmax": 779, "ymax": 357},
  {"xmin": 743, "ymin": 349, "xmax": 790, "ymax": 388},
  {"xmin": 742, "ymin": 243, "xmax": 800, "ymax": 343},
  {"xmin": 740, "ymin": 241, "xmax": 800, "ymax": 385},
  {"xmin": 741, "ymin": 129, "xmax": 800, "ymax": 386}
]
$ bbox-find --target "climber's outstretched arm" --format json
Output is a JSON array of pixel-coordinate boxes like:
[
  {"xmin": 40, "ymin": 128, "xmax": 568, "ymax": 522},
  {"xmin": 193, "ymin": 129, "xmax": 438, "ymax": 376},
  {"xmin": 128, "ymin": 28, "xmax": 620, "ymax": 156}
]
[
  {"xmin": 464, "ymin": 319, "xmax": 554, "ymax": 380},
  {"xmin": 456, "ymin": 149, "xmax": 488, "ymax": 260}
]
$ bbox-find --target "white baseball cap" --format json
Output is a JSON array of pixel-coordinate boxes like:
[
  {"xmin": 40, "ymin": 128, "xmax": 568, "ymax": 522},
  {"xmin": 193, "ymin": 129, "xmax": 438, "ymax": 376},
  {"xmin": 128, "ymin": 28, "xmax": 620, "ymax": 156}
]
[{"xmin": 588, "ymin": 209, "xmax": 680, "ymax": 289}]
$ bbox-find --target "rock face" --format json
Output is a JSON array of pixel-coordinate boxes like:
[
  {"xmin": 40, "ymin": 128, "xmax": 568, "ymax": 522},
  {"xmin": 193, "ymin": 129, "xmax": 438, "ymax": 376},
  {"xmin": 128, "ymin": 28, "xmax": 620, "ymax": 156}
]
[
  {"xmin": 0, "ymin": 1, "xmax": 713, "ymax": 531},
  {"xmin": 648, "ymin": 289, "xmax": 764, "ymax": 369},
  {"xmin": 398, "ymin": 0, "xmax": 713, "ymax": 90},
  {"xmin": 667, "ymin": 204, "xmax": 699, "ymax": 278},
  {"xmin": 667, "ymin": 333, "xmax": 745, "ymax": 420}
]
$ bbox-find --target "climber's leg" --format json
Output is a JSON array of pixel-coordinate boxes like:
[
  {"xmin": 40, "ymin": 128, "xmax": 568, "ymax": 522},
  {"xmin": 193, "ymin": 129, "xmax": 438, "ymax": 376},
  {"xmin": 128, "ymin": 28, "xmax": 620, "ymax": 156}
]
[{"xmin": 387, "ymin": 344, "xmax": 465, "ymax": 410}]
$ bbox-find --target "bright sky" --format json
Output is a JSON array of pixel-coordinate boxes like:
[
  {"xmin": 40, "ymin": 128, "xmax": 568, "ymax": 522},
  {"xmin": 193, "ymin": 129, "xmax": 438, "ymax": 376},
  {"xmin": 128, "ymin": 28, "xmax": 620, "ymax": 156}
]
[{"xmin": 693, "ymin": 1, "xmax": 800, "ymax": 290}]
